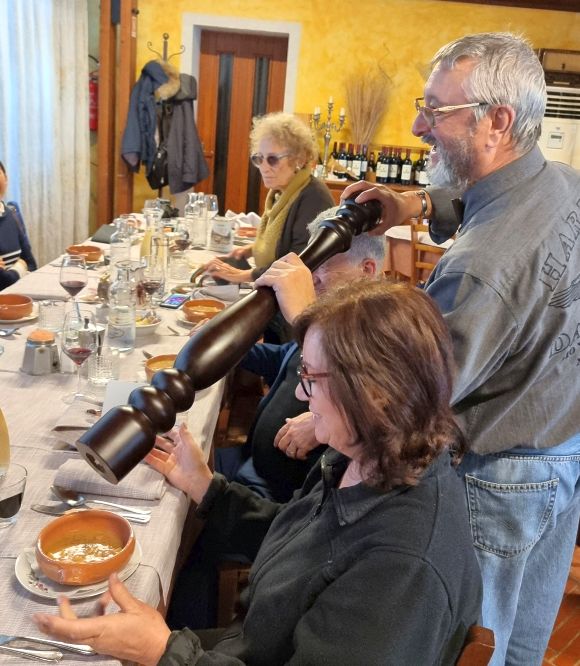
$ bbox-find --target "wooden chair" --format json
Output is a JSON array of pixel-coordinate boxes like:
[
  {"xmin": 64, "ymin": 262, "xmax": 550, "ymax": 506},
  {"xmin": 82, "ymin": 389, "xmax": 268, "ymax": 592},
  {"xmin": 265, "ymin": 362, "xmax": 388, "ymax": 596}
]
[
  {"xmin": 456, "ymin": 625, "xmax": 495, "ymax": 666},
  {"xmin": 217, "ymin": 560, "xmax": 251, "ymax": 627},
  {"xmin": 410, "ymin": 220, "xmax": 447, "ymax": 286}
]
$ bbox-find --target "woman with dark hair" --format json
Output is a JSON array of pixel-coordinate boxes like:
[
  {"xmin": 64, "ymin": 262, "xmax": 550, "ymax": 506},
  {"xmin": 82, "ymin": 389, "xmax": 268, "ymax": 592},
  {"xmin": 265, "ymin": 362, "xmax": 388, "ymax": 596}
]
[
  {"xmin": 0, "ymin": 160, "xmax": 37, "ymax": 289},
  {"xmin": 34, "ymin": 280, "xmax": 482, "ymax": 665}
]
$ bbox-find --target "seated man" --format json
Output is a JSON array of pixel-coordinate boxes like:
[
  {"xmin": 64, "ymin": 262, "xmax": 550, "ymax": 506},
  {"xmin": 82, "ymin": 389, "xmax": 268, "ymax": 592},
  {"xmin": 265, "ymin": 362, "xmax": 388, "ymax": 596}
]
[
  {"xmin": 216, "ymin": 206, "xmax": 386, "ymax": 503},
  {"xmin": 0, "ymin": 160, "xmax": 37, "ymax": 289}
]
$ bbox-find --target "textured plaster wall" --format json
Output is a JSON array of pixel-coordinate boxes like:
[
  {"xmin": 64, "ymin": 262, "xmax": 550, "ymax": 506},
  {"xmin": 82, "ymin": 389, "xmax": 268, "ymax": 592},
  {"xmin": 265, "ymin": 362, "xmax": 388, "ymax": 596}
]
[{"xmin": 133, "ymin": 0, "xmax": 579, "ymax": 207}]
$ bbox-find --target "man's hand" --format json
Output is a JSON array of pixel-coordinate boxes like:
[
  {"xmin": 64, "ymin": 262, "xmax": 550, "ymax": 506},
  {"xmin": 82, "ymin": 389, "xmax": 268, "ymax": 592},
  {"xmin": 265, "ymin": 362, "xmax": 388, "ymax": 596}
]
[
  {"xmin": 33, "ymin": 574, "xmax": 171, "ymax": 666},
  {"xmin": 146, "ymin": 423, "xmax": 213, "ymax": 504},
  {"xmin": 274, "ymin": 412, "xmax": 319, "ymax": 460},
  {"xmin": 254, "ymin": 253, "xmax": 316, "ymax": 324},
  {"xmin": 342, "ymin": 181, "xmax": 425, "ymax": 235}
]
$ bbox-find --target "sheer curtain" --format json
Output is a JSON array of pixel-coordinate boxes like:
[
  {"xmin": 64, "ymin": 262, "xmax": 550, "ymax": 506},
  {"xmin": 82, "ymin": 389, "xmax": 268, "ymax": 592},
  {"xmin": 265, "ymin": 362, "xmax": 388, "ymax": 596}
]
[{"xmin": 0, "ymin": 0, "xmax": 89, "ymax": 266}]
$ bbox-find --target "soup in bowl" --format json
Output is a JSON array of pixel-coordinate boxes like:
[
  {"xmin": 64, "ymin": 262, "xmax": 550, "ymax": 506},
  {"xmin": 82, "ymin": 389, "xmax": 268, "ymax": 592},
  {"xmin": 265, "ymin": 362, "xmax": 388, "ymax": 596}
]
[
  {"xmin": 182, "ymin": 298, "xmax": 225, "ymax": 324},
  {"xmin": 0, "ymin": 294, "xmax": 33, "ymax": 320},
  {"xmin": 36, "ymin": 510, "xmax": 135, "ymax": 585}
]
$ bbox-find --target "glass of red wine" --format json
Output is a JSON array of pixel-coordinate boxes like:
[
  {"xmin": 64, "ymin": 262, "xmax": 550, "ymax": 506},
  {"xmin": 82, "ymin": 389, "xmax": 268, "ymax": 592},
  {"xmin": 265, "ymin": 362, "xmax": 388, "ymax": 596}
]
[
  {"xmin": 60, "ymin": 254, "xmax": 88, "ymax": 316},
  {"xmin": 61, "ymin": 309, "xmax": 97, "ymax": 404}
]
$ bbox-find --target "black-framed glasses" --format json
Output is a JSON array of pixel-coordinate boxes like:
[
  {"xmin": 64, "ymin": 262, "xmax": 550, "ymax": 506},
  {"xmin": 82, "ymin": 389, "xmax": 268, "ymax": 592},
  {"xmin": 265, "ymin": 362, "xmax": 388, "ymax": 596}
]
[
  {"xmin": 297, "ymin": 358, "xmax": 330, "ymax": 398},
  {"xmin": 250, "ymin": 152, "xmax": 291, "ymax": 168},
  {"xmin": 414, "ymin": 97, "xmax": 487, "ymax": 128}
]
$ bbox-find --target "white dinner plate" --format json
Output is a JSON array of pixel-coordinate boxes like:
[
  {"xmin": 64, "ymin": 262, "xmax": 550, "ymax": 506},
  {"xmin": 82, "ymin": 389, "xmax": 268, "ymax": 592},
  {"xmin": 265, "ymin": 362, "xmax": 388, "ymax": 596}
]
[
  {"xmin": 135, "ymin": 317, "xmax": 161, "ymax": 336},
  {"xmin": 15, "ymin": 541, "xmax": 142, "ymax": 600},
  {"xmin": 0, "ymin": 302, "xmax": 39, "ymax": 326}
]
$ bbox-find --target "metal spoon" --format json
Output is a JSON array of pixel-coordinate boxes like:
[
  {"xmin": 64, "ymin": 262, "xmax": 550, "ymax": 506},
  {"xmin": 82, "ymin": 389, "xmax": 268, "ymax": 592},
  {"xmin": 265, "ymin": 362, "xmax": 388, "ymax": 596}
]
[
  {"xmin": 0, "ymin": 327, "xmax": 19, "ymax": 337},
  {"xmin": 0, "ymin": 644, "xmax": 62, "ymax": 662},
  {"xmin": 50, "ymin": 485, "xmax": 152, "ymax": 516}
]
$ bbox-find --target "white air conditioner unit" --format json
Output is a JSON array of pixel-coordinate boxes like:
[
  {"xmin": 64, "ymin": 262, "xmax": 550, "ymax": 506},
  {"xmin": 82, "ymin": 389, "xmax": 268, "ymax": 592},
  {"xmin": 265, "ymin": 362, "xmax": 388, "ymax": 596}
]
[{"xmin": 539, "ymin": 72, "xmax": 580, "ymax": 169}]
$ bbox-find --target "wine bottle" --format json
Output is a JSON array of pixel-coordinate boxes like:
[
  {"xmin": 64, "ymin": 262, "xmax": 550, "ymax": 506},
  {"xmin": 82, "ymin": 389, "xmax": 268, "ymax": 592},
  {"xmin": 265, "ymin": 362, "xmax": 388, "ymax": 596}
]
[
  {"xmin": 368, "ymin": 151, "xmax": 377, "ymax": 174},
  {"xmin": 351, "ymin": 144, "xmax": 362, "ymax": 181},
  {"xmin": 376, "ymin": 147, "xmax": 388, "ymax": 184},
  {"xmin": 360, "ymin": 145, "xmax": 369, "ymax": 180},
  {"xmin": 413, "ymin": 150, "xmax": 425, "ymax": 185},
  {"xmin": 419, "ymin": 151, "xmax": 430, "ymax": 186},
  {"xmin": 76, "ymin": 199, "xmax": 384, "ymax": 483},
  {"xmin": 337, "ymin": 143, "xmax": 348, "ymax": 179},
  {"xmin": 387, "ymin": 147, "xmax": 398, "ymax": 183},
  {"xmin": 346, "ymin": 144, "xmax": 354, "ymax": 174},
  {"xmin": 400, "ymin": 149, "xmax": 413, "ymax": 185}
]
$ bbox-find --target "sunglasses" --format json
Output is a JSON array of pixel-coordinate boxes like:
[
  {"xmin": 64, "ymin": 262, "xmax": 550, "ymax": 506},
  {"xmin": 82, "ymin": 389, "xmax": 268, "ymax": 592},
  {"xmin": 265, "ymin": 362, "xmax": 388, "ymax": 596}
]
[
  {"xmin": 250, "ymin": 152, "xmax": 291, "ymax": 168},
  {"xmin": 297, "ymin": 357, "xmax": 330, "ymax": 398},
  {"xmin": 414, "ymin": 97, "xmax": 487, "ymax": 129}
]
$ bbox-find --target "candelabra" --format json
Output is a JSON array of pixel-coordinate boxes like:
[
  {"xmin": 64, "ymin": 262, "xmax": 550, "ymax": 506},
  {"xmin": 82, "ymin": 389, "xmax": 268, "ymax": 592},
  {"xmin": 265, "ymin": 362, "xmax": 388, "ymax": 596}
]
[{"xmin": 310, "ymin": 97, "xmax": 346, "ymax": 179}]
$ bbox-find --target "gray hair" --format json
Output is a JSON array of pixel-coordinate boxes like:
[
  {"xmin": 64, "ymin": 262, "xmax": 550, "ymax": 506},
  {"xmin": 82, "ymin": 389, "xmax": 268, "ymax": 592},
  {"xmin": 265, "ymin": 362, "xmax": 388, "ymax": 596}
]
[
  {"xmin": 432, "ymin": 32, "xmax": 546, "ymax": 154},
  {"xmin": 249, "ymin": 112, "xmax": 318, "ymax": 166},
  {"xmin": 308, "ymin": 206, "xmax": 385, "ymax": 266}
]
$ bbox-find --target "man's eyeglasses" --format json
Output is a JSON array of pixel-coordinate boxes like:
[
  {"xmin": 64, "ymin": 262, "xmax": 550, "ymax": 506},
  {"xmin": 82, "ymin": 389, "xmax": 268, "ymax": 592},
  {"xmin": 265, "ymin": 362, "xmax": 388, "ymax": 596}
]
[
  {"xmin": 297, "ymin": 358, "xmax": 330, "ymax": 398},
  {"xmin": 250, "ymin": 152, "xmax": 291, "ymax": 168},
  {"xmin": 414, "ymin": 97, "xmax": 487, "ymax": 128}
]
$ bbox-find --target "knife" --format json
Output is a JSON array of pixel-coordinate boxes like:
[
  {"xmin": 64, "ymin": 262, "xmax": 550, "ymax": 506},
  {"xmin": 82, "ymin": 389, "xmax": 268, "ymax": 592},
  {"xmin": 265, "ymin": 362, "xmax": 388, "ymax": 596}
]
[
  {"xmin": 0, "ymin": 643, "xmax": 62, "ymax": 662},
  {"xmin": 0, "ymin": 635, "xmax": 95, "ymax": 656},
  {"xmin": 31, "ymin": 504, "xmax": 150, "ymax": 524}
]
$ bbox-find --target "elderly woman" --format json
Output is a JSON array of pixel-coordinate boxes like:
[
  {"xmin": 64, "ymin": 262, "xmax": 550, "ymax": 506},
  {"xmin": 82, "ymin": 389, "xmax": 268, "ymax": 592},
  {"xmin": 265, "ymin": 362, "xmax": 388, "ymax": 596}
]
[
  {"xmin": 204, "ymin": 112, "xmax": 333, "ymax": 284},
  {"xmin": 33, "ymin": 280, "xmax": 482, "ymax": 665}
]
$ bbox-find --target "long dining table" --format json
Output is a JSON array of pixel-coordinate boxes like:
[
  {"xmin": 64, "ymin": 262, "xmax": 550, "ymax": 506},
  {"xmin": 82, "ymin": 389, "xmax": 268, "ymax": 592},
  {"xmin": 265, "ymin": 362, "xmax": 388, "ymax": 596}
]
[{"xmin": 0, "ymin": 239, "xmax": 239, "ymax": 664}]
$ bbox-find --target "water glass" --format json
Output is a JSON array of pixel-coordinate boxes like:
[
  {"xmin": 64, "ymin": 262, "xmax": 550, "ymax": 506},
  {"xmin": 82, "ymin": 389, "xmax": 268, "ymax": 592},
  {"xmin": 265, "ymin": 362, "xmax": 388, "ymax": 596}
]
[
  {"xmin": 39, "ymin": 300, "xmax": 66, "ymax": 332},
  {"xmin": 169, "ymin": 252, "xmax": 192, "ymax": 281},
  {"xmin": 88, "ymin": 346, "xmax": 120, "ymax": 387},
  {"xmin": 0, "ymin": 463, "xmax": 27, "ymax": 528}
]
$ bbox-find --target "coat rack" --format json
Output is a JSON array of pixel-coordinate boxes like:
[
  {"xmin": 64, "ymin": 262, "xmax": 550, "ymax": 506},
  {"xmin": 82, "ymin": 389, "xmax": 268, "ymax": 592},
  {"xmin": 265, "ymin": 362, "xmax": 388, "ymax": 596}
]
[{"xmin": 147, "ymin": 32, "xmax": 185, "ymax": 62}]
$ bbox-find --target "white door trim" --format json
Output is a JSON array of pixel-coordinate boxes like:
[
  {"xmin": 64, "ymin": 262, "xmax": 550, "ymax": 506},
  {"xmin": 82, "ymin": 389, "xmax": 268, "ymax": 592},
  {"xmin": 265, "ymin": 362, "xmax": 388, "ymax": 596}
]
[{"xmin": 181, "ymin": 14, "xmax": 301, "ymax": 113}]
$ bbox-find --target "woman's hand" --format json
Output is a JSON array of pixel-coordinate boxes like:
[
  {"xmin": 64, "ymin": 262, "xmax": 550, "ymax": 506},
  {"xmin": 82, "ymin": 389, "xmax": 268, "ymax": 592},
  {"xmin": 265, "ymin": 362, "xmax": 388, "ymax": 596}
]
[
  {"xmin": 146, "ymin": 423, "xmax": 213, "ymax": 504},
  {"xmin": 254, "ymin": 253, "xmax": 316, "ymax": 324},
  {"xmin": 203, "ymin": 258, "xmax": 253, "ymax": 284},
  {"xmin": 33, "ymin": 574, "xmax": 171, "ymax": 666},
  {"xmin": 341, "ymin": 181, "xmax": 426, "ymax": 235},
  {"xmin": 274, "ymin": 412, "xmax": 319, "ymax": 460},
  {"xmin": 227, "ymin": 244, "xmax": 253, "ymax": 260}
]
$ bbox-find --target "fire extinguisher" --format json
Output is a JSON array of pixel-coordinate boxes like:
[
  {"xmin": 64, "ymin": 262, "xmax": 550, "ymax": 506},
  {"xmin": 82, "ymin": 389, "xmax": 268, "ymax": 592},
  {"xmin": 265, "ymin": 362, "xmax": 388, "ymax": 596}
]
[{"xmin": 89, "ymin": 70, "xmax": 98, "ymax": 132}]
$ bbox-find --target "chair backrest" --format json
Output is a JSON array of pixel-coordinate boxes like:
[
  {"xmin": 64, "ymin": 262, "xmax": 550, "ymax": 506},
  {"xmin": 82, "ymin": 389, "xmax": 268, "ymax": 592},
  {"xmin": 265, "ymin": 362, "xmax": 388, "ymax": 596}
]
[
  {"xmin": 456, "ymin": 625, "xmax": 495, "ymax": 666},
  {"xmin": 411, "ymin": 220, "xmax": 447, "ymax": 286}
]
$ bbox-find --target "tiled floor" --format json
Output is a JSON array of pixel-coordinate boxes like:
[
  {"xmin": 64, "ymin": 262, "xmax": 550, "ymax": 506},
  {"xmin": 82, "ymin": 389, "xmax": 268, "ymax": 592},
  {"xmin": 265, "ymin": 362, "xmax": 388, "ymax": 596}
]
[{"xmin": 543, "ymin": 547, "xmax": 580, "ymax": 665}]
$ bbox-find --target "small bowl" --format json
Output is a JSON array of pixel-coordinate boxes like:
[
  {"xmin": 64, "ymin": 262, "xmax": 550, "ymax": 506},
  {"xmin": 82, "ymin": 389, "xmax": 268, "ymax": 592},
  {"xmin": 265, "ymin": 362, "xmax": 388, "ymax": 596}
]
[
  {"xmin": 66, "ymin": 245, "xmax": 103, "ymax": 263},
  {"xmin": 182, "ymin": 298, "xmax": 225, "ymax": 324},
  {"xmin": 135, "ymin": 314, "xmax": 161, "ymax": 337},
  {"xmin": 0, "ymin": 294, "xmax": 33, "ymax": 320},
  {"xmin": 35, "ymin": 510, "xmax": 135, "ymax": 586},
  {"xmin": 145, "ymin": 353, "xmax": 177, "ymax": 382}
]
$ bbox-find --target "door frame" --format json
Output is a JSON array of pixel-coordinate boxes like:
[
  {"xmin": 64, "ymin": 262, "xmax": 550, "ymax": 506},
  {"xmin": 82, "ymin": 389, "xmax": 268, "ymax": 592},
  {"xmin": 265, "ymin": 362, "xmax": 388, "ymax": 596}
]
[{"xmin": 180, "ymin": 14, "xmax": 301, "ymax": 114}]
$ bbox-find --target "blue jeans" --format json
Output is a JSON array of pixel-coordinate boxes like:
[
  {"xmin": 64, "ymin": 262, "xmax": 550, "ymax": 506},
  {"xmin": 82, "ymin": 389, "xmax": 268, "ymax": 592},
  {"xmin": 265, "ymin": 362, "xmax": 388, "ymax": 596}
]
[{"xmin": 458, "ymin": 434, "xmax": 580, "ymax": 666}]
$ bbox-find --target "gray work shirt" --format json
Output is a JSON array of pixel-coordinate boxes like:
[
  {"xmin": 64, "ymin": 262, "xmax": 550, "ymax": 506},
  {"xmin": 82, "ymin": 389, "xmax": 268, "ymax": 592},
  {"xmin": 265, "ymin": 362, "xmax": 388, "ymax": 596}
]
[{"xmin": 426, "ymin": 146, "xmax": 580, "ymax": 454}]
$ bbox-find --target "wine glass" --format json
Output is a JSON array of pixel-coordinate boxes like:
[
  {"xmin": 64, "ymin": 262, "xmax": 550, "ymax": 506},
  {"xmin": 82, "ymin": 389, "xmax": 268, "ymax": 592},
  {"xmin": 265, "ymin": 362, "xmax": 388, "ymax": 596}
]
[
  {"xmin": 173, "ymin": 218, "xmax": 192, "ymax": 252},
  {"xmin": 59, "ymin": 255, "xmax": 88, "ymax": 316},
  {"xmin": 141, "ymin": 257, "xmax": 164, "ymax": 318},
  {"xmin": 61, "ymin": 309, "xmax": 97, "ymax": 404},
  {"xmin": 205, "ymin": 194, "xmax": 219, "ymax": 219}
]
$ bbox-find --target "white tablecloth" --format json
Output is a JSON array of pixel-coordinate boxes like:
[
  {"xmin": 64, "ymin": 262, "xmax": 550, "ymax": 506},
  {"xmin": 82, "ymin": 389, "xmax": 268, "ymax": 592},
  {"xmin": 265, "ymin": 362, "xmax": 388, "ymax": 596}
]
[{"xmin": 0, "ymin": 242, "xmax": 230, "ymax": 665}]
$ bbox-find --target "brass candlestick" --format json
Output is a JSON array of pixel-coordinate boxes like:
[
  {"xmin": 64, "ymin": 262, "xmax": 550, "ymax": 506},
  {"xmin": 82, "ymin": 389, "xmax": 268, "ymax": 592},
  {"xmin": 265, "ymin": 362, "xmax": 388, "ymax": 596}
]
[{"xmin": 310, "ymin": 98, "xmax": 346, "ymax": 178}]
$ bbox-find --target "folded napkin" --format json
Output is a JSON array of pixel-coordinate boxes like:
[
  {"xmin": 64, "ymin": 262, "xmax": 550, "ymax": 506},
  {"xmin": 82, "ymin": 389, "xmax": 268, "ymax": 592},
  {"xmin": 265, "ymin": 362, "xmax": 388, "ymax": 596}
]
[
  {"xmin": 50, "ymin": 397, "xmax": 98, "ymax": 447},
  {"xmin": 54, "ymin": 458, "xmax": 166, "ymax": 500},
  {"xmin": 2, "ymin": 271, "xmax": 69, "ymax": 301},
  {"xmin": 224, "ymin": 209, "xmax": 261, "ymax": 228},
  {"xmin": 191, "ymin": 284, "xmax": 240, "ymax": 303}
]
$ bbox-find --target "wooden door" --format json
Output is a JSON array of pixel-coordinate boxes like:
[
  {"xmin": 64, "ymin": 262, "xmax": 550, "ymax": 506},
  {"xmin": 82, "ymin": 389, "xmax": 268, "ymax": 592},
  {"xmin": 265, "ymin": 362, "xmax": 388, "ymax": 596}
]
[{"xmin": 196, "ymin": 30, "xmax": 288, "ymax": 215}]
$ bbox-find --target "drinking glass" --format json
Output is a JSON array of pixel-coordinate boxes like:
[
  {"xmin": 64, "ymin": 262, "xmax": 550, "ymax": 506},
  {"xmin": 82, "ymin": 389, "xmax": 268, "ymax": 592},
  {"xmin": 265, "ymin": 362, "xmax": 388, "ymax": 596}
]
[
  {"xmin": 141, "ymin": 257, "xmax": 165, "ymax": 318},
  {"xmin": 205, "ymin": 194, "xmax": 219, "ymax": 219},
  {"xmin": 61, "ymin": 309, "xmax": 97, "ymax": 404},
  {"xmin": 0, "ymin": 463, "xmax": 27, "ymax": 529},
  {"xmin": 173, "ymin": 218, "xmax": 192, "ymax": 252},
  {"xmin": 59, "ymin": 255, "xmax": 88, "ymax": 316}
]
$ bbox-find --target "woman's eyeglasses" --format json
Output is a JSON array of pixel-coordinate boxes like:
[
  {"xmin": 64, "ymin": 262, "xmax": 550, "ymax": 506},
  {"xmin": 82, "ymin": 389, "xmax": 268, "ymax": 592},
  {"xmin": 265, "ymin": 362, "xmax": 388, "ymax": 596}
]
[
  {"xmin": 297, "ymin": 358, "xmax": 330, "ymax": 398},
  {"xmin": 250, "ymin": 152, "xmax": 290, "ymax": 168},
  {"xmin": 414, "ymin": 97, "xmax": 487, "ymax": 129}
]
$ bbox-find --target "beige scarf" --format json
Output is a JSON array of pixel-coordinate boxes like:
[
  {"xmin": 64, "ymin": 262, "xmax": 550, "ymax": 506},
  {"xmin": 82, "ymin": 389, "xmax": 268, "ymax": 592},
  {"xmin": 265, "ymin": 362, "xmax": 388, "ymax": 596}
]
[{"xmin": 252, "ymin": 168, "xmax": 312, "ymax": 268}]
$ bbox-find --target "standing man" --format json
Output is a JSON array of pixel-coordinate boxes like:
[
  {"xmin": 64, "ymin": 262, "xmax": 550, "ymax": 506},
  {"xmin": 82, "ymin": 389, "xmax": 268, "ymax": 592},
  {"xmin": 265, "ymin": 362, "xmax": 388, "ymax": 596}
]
[{"xmin": 346, "ymin": 32, "xmax": 580, "ymax": 666}]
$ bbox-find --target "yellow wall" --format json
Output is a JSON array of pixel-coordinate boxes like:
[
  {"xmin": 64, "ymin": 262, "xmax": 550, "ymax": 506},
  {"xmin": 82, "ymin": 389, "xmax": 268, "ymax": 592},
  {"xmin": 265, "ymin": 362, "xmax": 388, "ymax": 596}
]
[{"xmin": 133, "ymin": 0, "xmax": 579, "ymax": 207}]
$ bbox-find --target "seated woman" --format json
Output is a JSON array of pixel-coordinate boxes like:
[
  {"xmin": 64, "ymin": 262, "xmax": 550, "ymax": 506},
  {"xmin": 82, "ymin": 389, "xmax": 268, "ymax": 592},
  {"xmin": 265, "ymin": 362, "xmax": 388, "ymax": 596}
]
[
  {"xmin": 33, "ymin": 279, "xmax": 482, "ymax": 665},
  {"xmin": 0, "ymin": 160, "xmax": 37, "ymax": 289},
  {"xmin": 203, "ymin": 111, "xmax": 333, "ymax": 284}
]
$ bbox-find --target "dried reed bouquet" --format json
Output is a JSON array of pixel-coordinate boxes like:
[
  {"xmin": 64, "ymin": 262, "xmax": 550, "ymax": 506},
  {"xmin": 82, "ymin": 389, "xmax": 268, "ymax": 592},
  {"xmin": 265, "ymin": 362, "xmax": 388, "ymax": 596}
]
[{"xmin": 345, "ymin": 67, "xmax": 391, "ymax": 147}]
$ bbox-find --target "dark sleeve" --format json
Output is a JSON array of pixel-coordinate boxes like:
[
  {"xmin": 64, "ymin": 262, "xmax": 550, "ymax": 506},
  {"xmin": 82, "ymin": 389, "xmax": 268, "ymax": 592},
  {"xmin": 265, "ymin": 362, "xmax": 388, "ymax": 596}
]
[
  {"xmin": 0, "ymin": 268, "xmax": 20, "ymax": 289},
  {"xmin": 288, "ymin": 550, "xmax": 455, "ymax": 665},
  {"xmin": 427, "ymin": 187, "xmax": 463, "ymax": 243},
  {"xmin": 251, "ymin": 180, "xmax": 334, "ymax": 280},
  {"xmin": 239, "ymin": 342, "xmax": 293, "ymax": 386},
  {"xmin": 159, "ymin": 628, "xmax": 245, "ymax": 666},
  {"xmin": 9, "ymin": 203, "xmax": 37, "ymax": 271},
  {"xmin": 195, "ymin": 473, "xmax": 282, "ymax": 561}
]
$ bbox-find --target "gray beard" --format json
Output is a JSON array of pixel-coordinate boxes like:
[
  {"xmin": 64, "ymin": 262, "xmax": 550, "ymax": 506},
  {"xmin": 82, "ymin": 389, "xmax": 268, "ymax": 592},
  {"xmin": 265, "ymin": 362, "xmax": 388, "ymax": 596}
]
[{"xmin": 427, "ymin": 151, "xmax": 471, "ymax": 191}]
